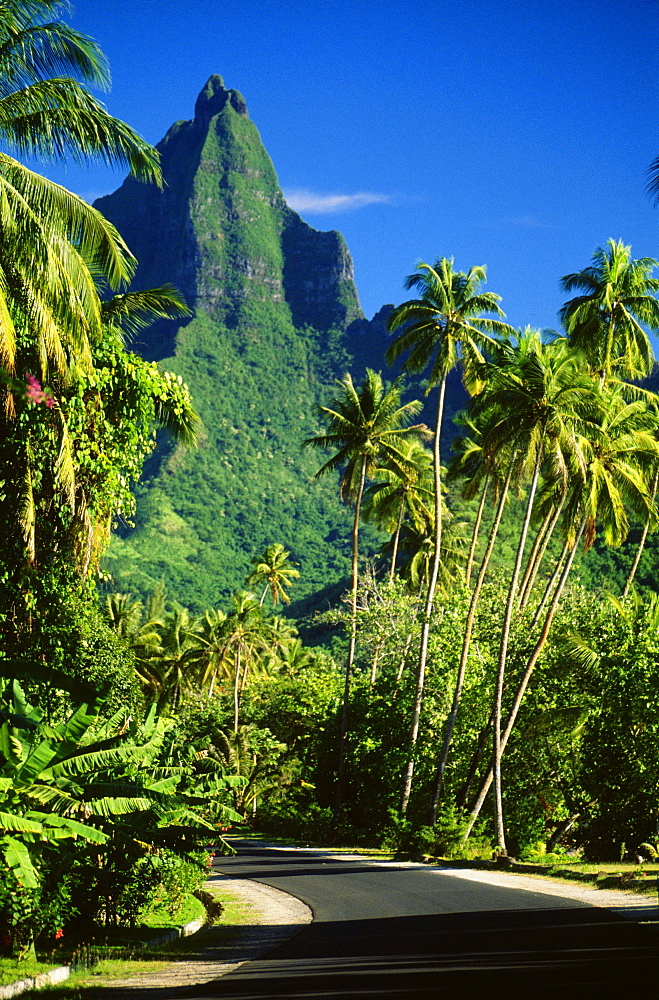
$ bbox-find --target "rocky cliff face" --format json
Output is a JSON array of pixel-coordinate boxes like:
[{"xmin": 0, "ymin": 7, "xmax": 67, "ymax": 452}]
[
  {"xmin": 96, "ymin": 76, "xmax": 388, "ymax": 608},
  {"xmin": 96, "ymin": 74, "xmax": 363, "ymax": 360}
]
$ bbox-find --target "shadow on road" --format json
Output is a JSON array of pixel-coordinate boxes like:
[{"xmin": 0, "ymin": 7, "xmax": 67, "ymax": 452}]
[{"xmin": 107, "ymin": 905, "xmax": 658, "ymax": 1000}]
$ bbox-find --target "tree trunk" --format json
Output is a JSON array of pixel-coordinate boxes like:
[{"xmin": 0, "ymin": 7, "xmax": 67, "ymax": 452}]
[
  {"xmin": 455, "ymin": 710, "xmax": 494, "ymax": 810},
  {"xmin": 546, "ymin": 813, "xmax": 580, "ymax": 853},
  {"xmin": 464, "ymin": 518, "xmax": 586, "ymax": 840},
  {"xmin": 622, "ymin": 471, "xmax": 658, "ymax": 597},
  {"xmin": 369, "ymin": 640, "xmax": 383, "ymax": 686},
  {"xmin": 465, "ymin": 476, "xmax": 489, "ymax": 588},
  {"xmin": 400, "ymin": 378, "xmax": 446, "ymax": 815},
  {"xmin": 531, "ymin": 536, "xmax": 569, "ymax": 626},
  {"xmin": 395, "ymin": 632, "xmax": 414, "ymax": 686},
  {"xmin": 233, "ymin": 647, "xmax": 242, "ymax": 734},
  {"xmin": 517, "ymin": 508, "xmax": 553, "ymax": 609},
  {"xmin": 389, "ymin": 500, "xmax": 405, "ymax": 581},
  {"xmin": 493, "ymin": 449, "xmax": 542, "ymax": 853},
  {"xmin": 333, "ymin": 457, "xmax": 367, "ymax": 829},
  {"xmin": 519, "ymin": 498, "xmax": 564, "ymax": 611},
  {"xmin": 428, "ymin": 461, "xmax": 513, "ymax": 824}
]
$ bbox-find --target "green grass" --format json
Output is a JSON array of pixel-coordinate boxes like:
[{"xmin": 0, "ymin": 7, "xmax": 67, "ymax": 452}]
[
  {"xmin": 13, "ymin": 882, "xmax": 252, "ymax": 998},
  {"xmin": 203, "ymin": 879, "xmax": 256, "ymax": 926},
  {"xmin": 139, "ymin": 891, "xmax": 205, "ymax": 931},
  {"xmin": 0, "ymin": 958, "xmax": 60, "ymax": 986}
]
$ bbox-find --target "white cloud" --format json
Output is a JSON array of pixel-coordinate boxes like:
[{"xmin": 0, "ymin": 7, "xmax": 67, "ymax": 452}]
[
  {"xmin": 508, "ymin": 214, "xmax": 557, "ymax": 230},
  {"xmin": 283, "ymin": 188, "xmax": 390, "ymax": 214}
]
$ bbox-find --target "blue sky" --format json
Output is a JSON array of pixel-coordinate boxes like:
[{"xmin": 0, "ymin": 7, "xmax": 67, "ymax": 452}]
[{"xmin": 43, "ymin": 0, "xmax": 659, "ymax": 329}]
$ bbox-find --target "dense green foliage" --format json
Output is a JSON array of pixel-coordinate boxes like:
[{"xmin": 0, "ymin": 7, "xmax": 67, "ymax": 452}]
[
  {"xmin": 3, "ymin": 17, "xmax": 659, "ymax": 974},
  {"xmin": 95, "ymin": 76, "xmax": 391, "ymax": 609}
]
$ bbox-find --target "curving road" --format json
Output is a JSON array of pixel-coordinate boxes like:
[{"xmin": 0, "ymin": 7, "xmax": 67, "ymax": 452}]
[{"xmin": 181, "ymin": 841, "xmax": 657, "ymax": 1000}]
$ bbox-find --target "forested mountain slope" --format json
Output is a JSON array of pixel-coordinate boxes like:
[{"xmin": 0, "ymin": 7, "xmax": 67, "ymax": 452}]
[{"xmin": 95, "ymin": 75, "xmax": 414, "ymax": 608}]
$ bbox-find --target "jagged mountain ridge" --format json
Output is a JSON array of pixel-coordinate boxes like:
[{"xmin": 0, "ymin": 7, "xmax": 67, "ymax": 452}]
[
  {"xmin": 96, "ymin": 75, "xmax": 402, "ymax": 608},
  {"xmin": 96, "ymin": 75, "xmax": 366, "ymax": 361}
]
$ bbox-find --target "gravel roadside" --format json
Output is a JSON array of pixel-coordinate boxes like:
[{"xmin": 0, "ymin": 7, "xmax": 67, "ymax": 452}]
[{"xmin": 88, "ymin": 874, "xmax": 311, "ymax": 998}]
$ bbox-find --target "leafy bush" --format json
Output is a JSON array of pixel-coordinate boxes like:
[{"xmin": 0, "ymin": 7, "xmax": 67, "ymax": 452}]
[
  {"xmin": 149, "ymin": 851, "xmax": 209, "ymax": 919},
  {"xmin": 389, "ymin": 807, "xmax": 491, "ymax": 860}
]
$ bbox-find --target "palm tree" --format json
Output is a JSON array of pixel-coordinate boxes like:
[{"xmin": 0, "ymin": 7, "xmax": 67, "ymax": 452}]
[
  {"xmin": 182, "ymin": 607, "xmax": 229, "ymax": 699},
  {"xmin": 246, "ymin": 543, "xmax": 300, "ymax": 606},
  {"xmin": 362, "ymin": 438, "xmax": 433, "ymax": 581},
  {"xmin": 104, "ymin": 591, "xmax": 165, "ymax": 699},
  {"xmin": 386, "ymin": 258, "xmax": 513, "ymax": 813},
  {"xmin": 158, "ymin": 606, "xmax": 202, "ymax": 710},
  {"xmin": 304, "ymin": 369, "xmax": 423, "ymax": 823},
  {"xmin": 463, "ymin": 383, "xmax": 659, "ymax": 842},
  {"xmin": 622, "ymin": 469, "xmax": 659, "ymax": 597},
  {"xmin": 428, "ymin": 453, "xmax": 515, "ymax": 824},
  {"xmin": 219, "ymin": 592, "xmax": 279, "ymax": 733},
  {"xmin": 486, "ymin": 338, "xmax": 594, "ymax": 853},
  {"xmin": 0, "ymin": 1, "xmax": 161, "ymax": 381},
  {"xmin": 447, "ymin": 410, "xmax": 492, "ymax": 588},
  {"xmin": 560, "ymin": 240, "xmax": 659, "ymax": 383},
  {"xmin": 428, "ymin": 329, "xmax": 563, "ymax": 821}
]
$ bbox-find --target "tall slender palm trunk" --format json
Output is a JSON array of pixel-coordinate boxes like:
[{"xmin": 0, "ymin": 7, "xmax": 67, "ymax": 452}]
[
  {"xmin": 400, "ymin": 379, "xmax": 446, "ymax": 815},
  {"xmin": 517, "ymin": 509, "xmax": 553, "ymax": 609},
  {"xmin": 465, "ymin": 476, "xmax": 489, "ymax": 587},
  {"xmin": 622, "ymin": 471, "xmax": 659, "ymax": 597},
  {"xmin": 455, "ymin": 708, "xmax": 495, "ymax": 809},
  {"xmin": 334, "ymin": 457, "xmax": 367, "ymax": 827},
  {"xmin": 464, "ymin": 517, "xmax": 586, "ymax": 840},
  {"xmin": 428, "ymin": 461, "xmax": 513, "ymax": 824},
  {"xmin": 493, "ymin": 450, "xmax": 542, "ymax": 853},
  {"xmin": 519, "ymin": 498, "xmax": 564, "ymax": 611},
  {"xmin": 389, "ymin": 501, "xmax": 406, "ymax": 581},
  {"xmin": 233, "ymin": 647, "xmax": 242, "ymax": 734},
  {"xmin": 531, "ymin": 535, "xmax": 570, "ymax": 626}
]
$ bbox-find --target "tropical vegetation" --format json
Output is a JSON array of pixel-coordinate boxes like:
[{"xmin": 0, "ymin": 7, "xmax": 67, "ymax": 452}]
[{"xmin": 2, "ymin": 2, "xmax": 659, "ymax": 977}]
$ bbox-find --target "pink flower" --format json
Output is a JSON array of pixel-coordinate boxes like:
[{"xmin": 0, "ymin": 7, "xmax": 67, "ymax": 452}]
[
  {"xmin": 53, "ymin": 929, "xmax": 64, "ymax": 939},
  {"xmin": 25, "ymin": 374, "xmax": 54, "ymax": 408}
]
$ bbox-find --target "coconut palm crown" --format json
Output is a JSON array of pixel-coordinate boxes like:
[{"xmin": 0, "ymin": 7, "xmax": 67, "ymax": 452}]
[{"xmin": 559, "ymin": 239, "xmax": 659, "ymax": 381}]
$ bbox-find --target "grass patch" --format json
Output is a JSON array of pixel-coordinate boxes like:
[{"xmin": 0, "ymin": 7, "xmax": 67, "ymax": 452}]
[
  {"xmin": 14, "ymin": 881, "xmax": 256, "ymax": 998},
  {"xmin": 0, "ymin": 958, "xmax": 59, "ymax": 986},
  {"xmin": 203, "ymin": 877, "xmax": 256, "ymax": 926},
  {"xmin": 139, "ymin": 891, "xmax": 205, "ymax": 931}
]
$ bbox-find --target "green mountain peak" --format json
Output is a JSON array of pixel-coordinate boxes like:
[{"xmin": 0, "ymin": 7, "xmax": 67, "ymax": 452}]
[{"xmin": 95, "ymin": 78, "xmax": 386, "ymax": 609}]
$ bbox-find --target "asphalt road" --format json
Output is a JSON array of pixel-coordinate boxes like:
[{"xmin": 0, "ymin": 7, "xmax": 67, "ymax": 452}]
[{"xmin": 182, "ymin": 842, "xmax": 658, "ymax": 1000}]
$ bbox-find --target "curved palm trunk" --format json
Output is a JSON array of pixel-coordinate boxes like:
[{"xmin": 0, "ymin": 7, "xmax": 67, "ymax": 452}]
[
  {"xmin": 465, "ymin": 475, "xmax": 489, "ymax": 588},
  {"xmin": 493, "ymin": 449, "xmax": 542, "ymax": 853},
  {"xmin": 389, "ymin": 500, "xmax": 406, "ymax": 581},
  {"xmin": 429, "ymin": 461, "xmax": 513, "ymax": 824},
  {"xmin": 464, "ymin": 517, "xmax": 586, "ymax": 840},
  {"xmin": 604, "ymin": 313, "xmax": 616, "ymax": 381},
  {"xmin": 622, "ymin": 471, "xmax": 658, "ymax": 597},
  {"xmin": 531, "ymin": 535, "xmax": 569, "ymax": 626},
  {"xmin": 455, "ymin": 708, "xmax": 495, "ymax": 810},
  {"xmin": 517, "ymin": 508, "xmax": 552, "ymax": 609},
  {"xmin": 394, "ymin": 580, "xmax": 426, "ymax": 690},
  {"xmin": 334, "ymin": 457, "xmax": 367, "ymax": 828},
  {"xmin": 233, "ymin": 647, "xmax": 242, "ymax": 734},
  {"xmin": 400, "ymin": 377, "xmax": 446, "ymax": 815},
  {"xmin": 519, "ymin": 498, "xmax": 564, "ymax": 611}
]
